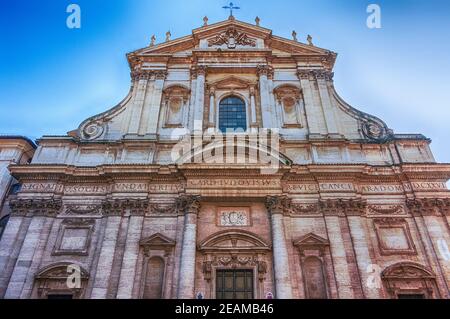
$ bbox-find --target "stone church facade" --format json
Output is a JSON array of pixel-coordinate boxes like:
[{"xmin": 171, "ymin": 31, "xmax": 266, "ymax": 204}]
[{"xmin": 0, "ymin": 17, "xmax": 449, "ymax": 299}]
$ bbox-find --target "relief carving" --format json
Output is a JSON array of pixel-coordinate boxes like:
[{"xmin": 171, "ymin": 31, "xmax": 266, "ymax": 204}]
[
  {"xmin": 102, "ymin": 198, "xmax": 149, "ymax": 216},
  {"xmin": 368, "ymin": 205, "xmax": 404, "ymax": 215},
  {"xmin": 319, "ymin": 199, "xmax": 366, "ymax": 216},
  {"xmin": 208, "ymin": 27, "xmax": 256, "ymax": 49}
]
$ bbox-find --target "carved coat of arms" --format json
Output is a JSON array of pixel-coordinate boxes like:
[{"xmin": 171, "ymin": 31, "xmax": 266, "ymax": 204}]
[{"xmin": 208, "ymin": 27, "xmax": 256, "ymax": 49}]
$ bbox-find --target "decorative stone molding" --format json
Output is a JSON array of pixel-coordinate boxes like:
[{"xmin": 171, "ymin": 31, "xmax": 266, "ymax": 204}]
[
  {"xmin": 288, "ymin": 203, "xmax": 319, "ymax": 215},
  {"xmin": 140, "ymin": 233, "xmax": 176, "ymax": 256},
  {"xmin": 368, "ymin": 205, "xmax": 404, "ymax": 215},
  {"xmin": 319, "ymin": 199, "xmax": 367, "ymax": 216},
  {"xmin": 406, "ymin": 198, "xmax": 450, "ymax": 216},
  {"xmin": 373, "ymin": 218, "xmax": 417, "ymax": 256},
  {"xmin": 199, "ymin": 230, "xmax": 270, "ymax": 285},
  {"xmin": 34, "ymin": 262, "xmax": 89, "ymax": 299},
  {"xmin": 52, "ymin": 218, "xmax": 95, "ymax": 256},
  {"xmin": 176, "ymin": 195, "xmax": 201, "ymax": 215},
  {"xmin": 202, "ymin": 255, "xmax": 268, "ymax": 283},
  {"xmin": 63, "ymin": 204, "xmax": 101, "ymax": 216},
  {"xmin": 207, "ymin": 27, "xmax": 256, "ymax": 49},
  {"xmin": 293, "ymin": 233, "xmax": 330, "ymax": 256},
  {"xmin": 148, "ymin": 202, "xmax": 177, "ymax": 215},
  {"xmin": 102, "ymin": 198, "xmax": 149, "ymax": 216},
  {"xmin": 273, "ymin": 85, "xmax": 301, "ymax": 103},
  {"xmin": 9, "ymin": 198, "xmax": 62, "ymax": 217},
  {"xmin": 381, "ymin": 262, "xmax": 438, "ymax": 299}
]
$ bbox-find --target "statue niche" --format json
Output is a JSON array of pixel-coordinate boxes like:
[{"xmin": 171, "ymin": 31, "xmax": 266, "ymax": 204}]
[
  {"xmin": 162, "ymin": 85, "xmax": 190, "ymax": 128},
  {"xmin": 274, "ymin": 85, "xmax": 304, "ymax": 128}
]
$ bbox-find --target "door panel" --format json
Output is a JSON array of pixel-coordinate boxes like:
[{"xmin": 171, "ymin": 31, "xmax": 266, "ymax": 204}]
[{"xmin": 216, "ymin": 269, "xmax": 254, "ymax": 299}]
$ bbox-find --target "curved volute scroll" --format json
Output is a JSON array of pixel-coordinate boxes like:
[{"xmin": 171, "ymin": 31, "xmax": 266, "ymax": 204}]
[{"xmin": 332, "ymin": 87, "xmax": 394, "ymax": 142}]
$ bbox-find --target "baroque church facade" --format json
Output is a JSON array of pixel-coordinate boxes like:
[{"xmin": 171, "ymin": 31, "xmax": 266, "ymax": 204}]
[{"xmin": 0, "ymin": 16, "xmax": 449, "ymax": 299}]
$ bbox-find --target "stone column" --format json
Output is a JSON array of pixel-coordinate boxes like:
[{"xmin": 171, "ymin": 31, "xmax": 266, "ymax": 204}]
[
  {"xmin": 257, "ymin": 65, "xmax": 274, "ymax": 129},
  {"xmin": 0, "ymin": 215, "xmax": 28, "ymax": 298},
  {"xmin": 266, "ymin": 196, "xmax": 293, "ymax": 299},
  {"xmin": 192, "ymin": 66, "xmax": 207, "ymax": 133},
  {"xmin": 250, "ymin": 86, "xmax": 257, "ymax": 128},
  {"xmin": 297, "ymin": 69, "xmax": 324, "ymax": 137},
  {"xmin": 177, "ymin": 195, "xmax": 201, "ymax": 299},
  {"xmin": 208, "ymin": 86, "xmax": 216, "ymax": 129},
  {"xmin": 4, "ymin": 216, "xmax": 45, "ymax": 298},
  {"xmin": 314, "ymin": 70, "xmax": 340, "ymax": 136},
  {"xmin": 128, "ymin": 70, "xmax": 152, "ymax": 134},
  {"xmin": 116, "ymin": 215, "xmax": 144, "ymax": 299},
  {"xmin": 91, "ymin": 215, "xmax": 122, "ymax": 299},
  {"xmin": 145, "ymin": 70, "xmax": 167, "ymax": 138}
]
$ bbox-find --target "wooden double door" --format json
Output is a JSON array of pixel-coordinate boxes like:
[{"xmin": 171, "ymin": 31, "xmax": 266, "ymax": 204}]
[{"xmin": 215, "ymin": 269, "xmax": 254, "ymax": 299}]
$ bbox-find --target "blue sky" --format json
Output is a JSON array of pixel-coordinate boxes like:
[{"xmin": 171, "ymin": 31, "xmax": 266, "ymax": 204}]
[{"xmin": 0, "ymin": 0, "xmax": 449, "ymax": 164}]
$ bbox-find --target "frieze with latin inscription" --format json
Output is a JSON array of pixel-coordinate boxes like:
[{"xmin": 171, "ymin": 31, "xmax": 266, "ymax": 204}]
[
  {"xmin": 21, "ymin": 183, "xmax": 64, "ymax": 193},
  {"xmin": 187, "ymin": 179, "xmax": 280, "ymax": 188},
  {"xmin": 410, "ymin": 182, "xmax": 447, "ymax": 191},
  {"xmin": 360, "ymin": 184, "xmax": 407, "ymax": 194}
]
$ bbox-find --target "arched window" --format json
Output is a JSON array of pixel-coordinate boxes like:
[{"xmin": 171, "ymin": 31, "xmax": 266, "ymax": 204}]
[{"xmin": 219, "ymin": 96, "xmax": 247, "ymax": 133}]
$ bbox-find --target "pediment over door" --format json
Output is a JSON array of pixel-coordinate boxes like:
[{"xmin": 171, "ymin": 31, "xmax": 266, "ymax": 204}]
[{"xmin": 198, "ymin": 230, "xmax": 271, "ymax": 253}]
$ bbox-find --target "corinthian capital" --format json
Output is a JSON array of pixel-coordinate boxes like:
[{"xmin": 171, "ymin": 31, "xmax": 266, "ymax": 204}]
[
  {"xmin": 177, "ymin": 195, "xmax": 201, "ymax": 215},
  {"xmin": 131, "ymin": 69, "xmax": 154, "ymax": 81},
  {"xmin": 296, "ymin": 69, "xmax": 334, "ymax": 81},
  {"xmin": 257, "ymin": 64, "xmax": 274, "ymax": 79},
  {"xmin": 191, "ymin": 66, "xmax": 207, "ymax": 79},
  {"xmin": 9, "ymin": 198, "xmax": 63, "ymax": 217},
  {"xmin": 265, "ymin": 196, "xmax": 290, "ymax": 215},
  {"xmin": 154, "ymin": 70, "xmax": 168, "ymax": 80}
]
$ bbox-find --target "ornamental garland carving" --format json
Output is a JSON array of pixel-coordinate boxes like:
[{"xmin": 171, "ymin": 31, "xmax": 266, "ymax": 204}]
[
  {"xmin": 368, "ymin": 205, "xmax": 404, "ymax": 215},
  {"xmin": 319, "ymin": 199, "xmax": 367, "ymax": 216},
  {"xmin": 64, "ymin": 204, "xmax": 101, "ymax": 215},
  {"xmin": 208, "ymin": 27, "xmax": 256, "ymax": 49},
  {"xmin": 202, "ymin": 255, "xmax": 268, "ymax": 282},
  {"xmin": 102, "ymin": 198, "xmax": 149, "ymax": 216}
]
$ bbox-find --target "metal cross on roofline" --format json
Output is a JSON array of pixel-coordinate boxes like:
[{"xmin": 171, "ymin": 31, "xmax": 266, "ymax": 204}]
[{"xmin": 222, "ymin": 2, "xmax": 240, "ymax": 17}]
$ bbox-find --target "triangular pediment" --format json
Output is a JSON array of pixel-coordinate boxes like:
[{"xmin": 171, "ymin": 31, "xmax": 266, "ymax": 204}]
[
  {"xmin": 209, "ymin": 76, "xmax": 255, "ymax": 90},
  {"xmin": 293, "ymin": 233, "xmax": 329, "ymax": 247},
  {"xmin": 140, "ymin": 233, "xmax": 176, "ymax": 247},
  {"xmin": 131, "ymin": 18, "xmax": 332, "ymax": 56}
]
